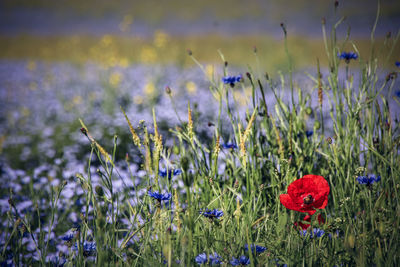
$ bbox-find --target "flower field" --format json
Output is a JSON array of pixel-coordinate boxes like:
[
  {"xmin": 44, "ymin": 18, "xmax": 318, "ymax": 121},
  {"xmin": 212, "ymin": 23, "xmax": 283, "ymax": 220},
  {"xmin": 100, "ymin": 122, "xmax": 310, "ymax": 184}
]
[{"xmin": 1, "ymin": 1, "xmax": 400, "ymax": 266}]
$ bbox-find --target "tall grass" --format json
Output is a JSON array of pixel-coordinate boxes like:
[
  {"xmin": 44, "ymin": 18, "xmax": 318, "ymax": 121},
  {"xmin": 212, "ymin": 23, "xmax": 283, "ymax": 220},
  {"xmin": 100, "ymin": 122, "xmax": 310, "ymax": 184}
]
[{"xmin": 1, "ymin": 5, "xmax": 400, "ymax": 267}]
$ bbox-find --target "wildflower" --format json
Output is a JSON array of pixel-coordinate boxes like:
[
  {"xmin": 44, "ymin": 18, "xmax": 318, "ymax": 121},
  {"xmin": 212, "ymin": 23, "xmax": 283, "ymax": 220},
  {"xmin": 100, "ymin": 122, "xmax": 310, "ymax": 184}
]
[
  {"xmin": 195, "ymin": 252, "xmax": 222, "ymax": 265},
  {"xmin": 159, "ymin": 169, "xmax": 182, "ymax": 179},
  {"xmin": 245, "ymin": 244, "xmax": 266, "ymax": 254},
  {"xmin": 50, "ymin": 256, "xmax": 67, "ymax": 267},
  {"xmin": 230, "ymin": 256, "xmax": 250, "ymax": 266},
  {"xmin": 300, "ymin": 228, "xmax": 325, "ymax": 238},
  {"xmin": 222, "ymin": 143, "xmax": 238, "ymax": 149},
  {"xmin": 195, "ymin": 253, "xmax": 208, "ymax": 264},
  {"xmin": 200, "ymin": 208, "xmax": 223, "ymax": 219},
  {"xmin": 356, "ymin": 174, "xmax": 381, "ymax": 185},
  {"xmin": 395, "ymin": 91, "xmax": 400, "ymax": 98},
  {"xmin": 148, "ymin": 190, "xmax": 172, "ymax": 201},
  {"xmin": 61, "ymin": 233, "xmax": 74, "ymax": 242},
  {"xmin": 396, "ymin": 61, "xmax": 400, "ymax": 68},
  {"xmin": 222, "ymin": 75, "xmax": 242, "ymax": 87},
  {"xmin": 306, "ymin": 130, "xmax": 313, "ymax": 137},
  {"xmin": 74, "ymin": 242, "xmax": 96, "ymax": 257},
  {"xmin": 209, "ymin": 253, "xmax": 223, "ymax": 265},
  {"xmin": 280, "ymin": 175, "xmax": 330, "ymax": 215},
  {"xmin": 338, "ymin": 52, "xmax": 358, "ymax": 63}
]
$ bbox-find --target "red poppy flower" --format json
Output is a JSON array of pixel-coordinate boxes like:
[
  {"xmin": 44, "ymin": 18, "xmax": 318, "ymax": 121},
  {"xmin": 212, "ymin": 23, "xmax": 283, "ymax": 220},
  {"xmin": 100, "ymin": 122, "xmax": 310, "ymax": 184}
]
[
  {"xmin": 294, "ymin": 214, "xmax": 325, "ymax": 230},
  {"xmin": 280, "ymin": 174, "xmax": 330, "ymax": 215}
]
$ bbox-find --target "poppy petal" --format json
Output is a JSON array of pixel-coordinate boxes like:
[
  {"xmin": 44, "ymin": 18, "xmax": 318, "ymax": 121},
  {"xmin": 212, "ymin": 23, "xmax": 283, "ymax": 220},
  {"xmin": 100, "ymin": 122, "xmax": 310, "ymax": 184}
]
[{"xmin": 280, "ymin": 194, "xmax": 302, "ymax": 212}]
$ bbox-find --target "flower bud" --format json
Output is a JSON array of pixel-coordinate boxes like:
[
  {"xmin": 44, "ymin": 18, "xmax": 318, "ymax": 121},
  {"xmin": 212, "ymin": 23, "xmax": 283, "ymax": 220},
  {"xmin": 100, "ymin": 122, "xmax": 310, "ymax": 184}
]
[
  {"xmin": 180, "ymin": 156, "xmax": 189, "ymax": 172},
  {"xmin": 80, "ymin": 127, "xmax": 87, "ymax": 135},
  {"xmin": 314, "ymin": 120, "xmax": 321, "ymax": 130},
  {"xmin": 95, "ymin": 185, "xmax": 104, "ymax": 197},
  {"xmin": 305, "ymin": 107, "xmax": 313, "ymax": 115},
  {"xmin": 173, "ymin": 145, "xmax": 180, "ymax": 155},
  {"xmin": 165, "ymin": 86, "xmax": 172, "ymax": 95}
]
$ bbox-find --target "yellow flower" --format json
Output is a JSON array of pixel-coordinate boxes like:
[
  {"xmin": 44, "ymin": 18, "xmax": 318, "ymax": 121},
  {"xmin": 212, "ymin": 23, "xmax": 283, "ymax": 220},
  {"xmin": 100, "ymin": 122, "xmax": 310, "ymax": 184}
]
[
  {"xmin": 186, "ymin": 81, "xmax": 197, "ymax": 95},
  {"xmin": 154, "ymin": 30, "xmax": 169, "ymax": 48},
  {"xmin": 109, "ymin": 72, "xmax": 122, "ymax": 87}
]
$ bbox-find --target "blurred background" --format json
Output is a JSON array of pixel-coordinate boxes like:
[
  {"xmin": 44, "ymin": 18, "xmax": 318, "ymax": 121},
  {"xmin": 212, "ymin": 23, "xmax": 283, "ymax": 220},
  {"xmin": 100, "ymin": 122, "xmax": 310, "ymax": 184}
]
[{"xmin": 1, "ymin": 0, "xmax": 399, "ymax": 69}]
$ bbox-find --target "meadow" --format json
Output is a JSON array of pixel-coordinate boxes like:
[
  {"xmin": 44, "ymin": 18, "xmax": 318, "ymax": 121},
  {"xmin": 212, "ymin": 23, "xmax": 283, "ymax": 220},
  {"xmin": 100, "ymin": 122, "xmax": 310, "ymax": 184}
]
[{"xmin": 1, "ymin": 2, "xmax": 400, "ymax": 266}]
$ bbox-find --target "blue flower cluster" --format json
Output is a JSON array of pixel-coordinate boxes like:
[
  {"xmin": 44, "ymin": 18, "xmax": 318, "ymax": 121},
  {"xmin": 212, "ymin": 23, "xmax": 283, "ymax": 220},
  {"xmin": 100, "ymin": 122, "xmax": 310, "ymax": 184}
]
[
  {"xmin": 338, "ymin": 52, "xmax": 358, "ymax": 62},
  {"xmin": 222, "ymin": 143, "xmax": 238, "ymax": 149},
  {"xmin": 300, "ymin": 228, "xmax": 325, "ymax": 238},
  {"xmin": 396, "ymin": 61, "xmax": 400, "ymax": 68},
  {"xmin": 356, "ymin": 174, "xmax": 381, "ymax": 185},
  {"xmin": 230, "ymin": 256, "xmax": 250, "ymax": 266},
  {"xmin": 245, "ymin": 244, "xmax": 267, "ymax": 254},
  {"xmin": 148, "ymin": 190, "xmax": 172, "ymax": 201},
  {"xmin": 222, "ymin": 75, "xmax": 242, "ymax": 86},
  {"xmin": 73, "ymin": 241, "xmax": 96, "ymax": 257},
  {"xmin": 159, "ymin": 169, "xmax": 182, "ymax": 179},
  {"xmin": 195, "ymin": 252, "xmax": 222, "ymax": 265},
  {"xmin": 199, "ymin": 208, "xmax": 224, "ymax": 219}
]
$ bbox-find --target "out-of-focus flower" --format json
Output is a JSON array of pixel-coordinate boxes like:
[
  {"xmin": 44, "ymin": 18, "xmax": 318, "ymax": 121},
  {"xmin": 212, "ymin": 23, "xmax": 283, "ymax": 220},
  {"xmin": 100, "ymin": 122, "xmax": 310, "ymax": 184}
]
[
  {"xmin": 300, "ymin": 228, "xmax": 325, "ymax": 238},
  {"xmin": 280, "ymin": 175, "xmax": 330, "ymax": 215},
  {"xmin": 195, "ymin": 253, "xmax": 207, "ymax": 264},
  {"xmin": 195, "ymin": 252, "xmax": 222, "ymax": 265},
  {"xmin": 222, "ymin": 75, "xmax": 242, "ymax": 86},
  {"xmin": 159, "ymin": 169, "xmax": 182, "ymax": 179},
  {"xmin": 230, "ymin": 256, "xmax": 250, "ymax": 266},
  {"xmin": 148, "ymin": 190, "xmax": 172, "ymax": 201},
  {"xmin": 74, "ymin": 242, "xmax": 96, "ymax": 257},
  {"xmin": 222, "ymin": 143, "xmax": 238, "ymax": 149},
  {"xmin": 200, "ymin": 208, "xmax": 224, "ymax": 219},
  {"xmin": 395, "ymin": 61, "xmax": 400, "ymax": 68},
  {"xmin": 338, "ymin": 52, "xmax": 358, "ymax": 63},
  {"xmin": 50, "ymin": 256, "xmax": 66, "ymax": 267},
  {"xmin": 245, "ymin": 244, "xmax": 266, "ymax": 254},
  {"xmin": 356, "ymin": 174, "xmax": 381, "ymax": 185}
]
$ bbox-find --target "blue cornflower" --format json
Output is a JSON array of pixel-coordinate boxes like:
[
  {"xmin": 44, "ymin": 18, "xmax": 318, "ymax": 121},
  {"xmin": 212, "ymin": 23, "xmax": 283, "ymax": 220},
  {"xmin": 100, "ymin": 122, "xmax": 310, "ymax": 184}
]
[
  {"xmin": 159, "ymin": 169, "xmax": 182, "ymax": 179},
  {"xmin": 209, "ymin": 252, "xmax": 223, "ymax": 265},
  {"xmin": 148, "ymin": 190, "xmax": 172, "ymax": 201},
  {"xmin": 338, "ymin": 52, "xmax": 358, "ymax": 63},
  {"xmin": 300, "ymin": 228, "xmax": 325, "ymax": 238},
  {"xmin": 305, "ymin": 130, "xmax": 313, "ymax": 137},
  {"xmin": 222, "ymin": 143, "xmax": 238, "ymax": 149},
  {"xmin": 222, "ymin": 75, "xmax": 242, "ymax": 86},
  {"xmin": 50, "ymin": 256, "xmax": 66, "ymax": 267},
  {"xmin": 61, "ymin": 233, "xmax": 74, "ymax": 243},
  {"xmin": 395, "ymin": 91, "xmax": 400, "ymax": 98},
  {"xmin": 195, "ymin": 253, "xmax": 208, "ymax": 264},
  {"xmin": 230, "ymin": 256, "xmax": 250, "ymax": 266},
  {"xmin": 356, "ymin": 174, "xmax": 381, "ymax": 185},
  {"xmin": 395, "ymin": 61, "xmax": 400, "ymax": 68},
  {"xmin": 200, "ymin": 208, "xmax": 224, "ymax": 219},
  {"xmin": 195, "ymin": 252, "xmax": 222, "ymax": 265},
  {"xmin": 74, "ymin": 242, "xmax": 96, "ymax": 256},
  {"xmin": 245, "ymin": 244, "xmax": 267, "ymax": 254}
]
